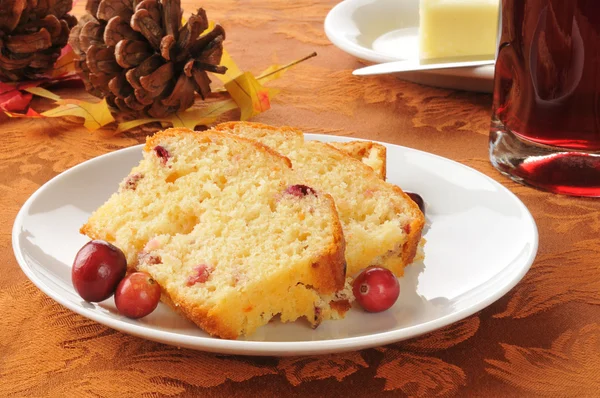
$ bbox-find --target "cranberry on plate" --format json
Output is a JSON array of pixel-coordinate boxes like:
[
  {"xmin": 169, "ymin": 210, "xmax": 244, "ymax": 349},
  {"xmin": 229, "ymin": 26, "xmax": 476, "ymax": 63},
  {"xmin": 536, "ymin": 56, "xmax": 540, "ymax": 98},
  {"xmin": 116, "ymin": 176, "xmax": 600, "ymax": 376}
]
[
  {"xmin": 115, "ymin": 272, "xmax": 161, "ymax": 319},
  {"xmin": 72, "ymin": 240, "xmax": 127, "ymax": 302},
  {"xmin": 352, "ymin": 267, "xmax": 400, "ymax": 313}
]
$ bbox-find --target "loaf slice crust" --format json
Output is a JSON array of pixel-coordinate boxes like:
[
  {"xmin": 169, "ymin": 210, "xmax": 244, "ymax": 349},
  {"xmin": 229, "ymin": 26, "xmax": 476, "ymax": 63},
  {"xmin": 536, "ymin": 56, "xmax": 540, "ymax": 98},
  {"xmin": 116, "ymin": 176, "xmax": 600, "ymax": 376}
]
[
  {"xmin": 81, "ymin": 129, "xmax": 348, "ymax": 339},
  {"xmin": 236, "ymin": 122, "xmax": 387, "ymax": 178},
  {"xmin": 213, "ymin": 122, "xmax": 425, "ymax": 277}
]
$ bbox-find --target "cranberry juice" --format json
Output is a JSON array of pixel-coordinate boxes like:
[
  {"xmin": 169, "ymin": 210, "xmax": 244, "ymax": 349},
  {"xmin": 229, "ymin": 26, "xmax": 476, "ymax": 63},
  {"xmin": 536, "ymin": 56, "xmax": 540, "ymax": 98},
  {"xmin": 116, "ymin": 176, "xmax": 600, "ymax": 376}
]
[{"xmin": 493, "ymin": 0, "xmax": 600, "ymax": 151}]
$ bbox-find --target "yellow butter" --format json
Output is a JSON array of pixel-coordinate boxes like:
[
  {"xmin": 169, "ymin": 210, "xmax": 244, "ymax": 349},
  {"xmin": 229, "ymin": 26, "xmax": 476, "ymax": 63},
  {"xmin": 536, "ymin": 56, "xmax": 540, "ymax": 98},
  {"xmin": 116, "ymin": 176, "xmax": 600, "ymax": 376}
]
[{"xmin": 419, "ymin": 0, "xmax": 499, "ymax": 60}]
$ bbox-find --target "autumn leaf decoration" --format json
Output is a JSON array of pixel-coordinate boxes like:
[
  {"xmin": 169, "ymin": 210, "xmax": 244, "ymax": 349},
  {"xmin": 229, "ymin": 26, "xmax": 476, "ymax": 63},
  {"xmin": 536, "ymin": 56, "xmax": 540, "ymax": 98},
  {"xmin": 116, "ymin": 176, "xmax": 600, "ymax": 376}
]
[
  {"xmin": 3, "ymin": 43, "xmax": 316, "ymax": 132},
  {"xmin": 6, "ymin": 86, "xmax": 115, "ymax": 131}
]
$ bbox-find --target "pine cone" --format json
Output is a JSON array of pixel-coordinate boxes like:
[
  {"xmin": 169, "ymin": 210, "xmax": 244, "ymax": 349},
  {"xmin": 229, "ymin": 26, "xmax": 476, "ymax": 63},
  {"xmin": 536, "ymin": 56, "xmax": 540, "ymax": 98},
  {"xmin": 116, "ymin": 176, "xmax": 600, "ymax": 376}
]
[
  {"xmin": 69, "ymin": 0, "xmax": 227, "ymax": 118},
  {"xmin": 0, "ymin": 0, "xmax": 76, "ymax": 81}
]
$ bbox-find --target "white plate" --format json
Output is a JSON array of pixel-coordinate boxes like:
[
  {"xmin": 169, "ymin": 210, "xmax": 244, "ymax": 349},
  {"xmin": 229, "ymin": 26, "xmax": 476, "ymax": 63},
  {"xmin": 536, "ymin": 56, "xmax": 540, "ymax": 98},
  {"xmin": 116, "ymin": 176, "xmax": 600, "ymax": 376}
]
[
  {"xmin": 325, "ymin": 0, "xmax": 496, "ymax": 92},
  {"xmin": 12, "ymin": 134, "xmax": 537, "ymax": 356}
]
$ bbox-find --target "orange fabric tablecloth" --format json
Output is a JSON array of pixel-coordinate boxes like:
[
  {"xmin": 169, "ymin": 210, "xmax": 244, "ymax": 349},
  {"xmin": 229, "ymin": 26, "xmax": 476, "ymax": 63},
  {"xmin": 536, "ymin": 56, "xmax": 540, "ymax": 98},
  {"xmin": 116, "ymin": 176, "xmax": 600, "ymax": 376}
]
[{"xmin": 2, "ymin": 1, "xmax": 600, "ymax": 396}]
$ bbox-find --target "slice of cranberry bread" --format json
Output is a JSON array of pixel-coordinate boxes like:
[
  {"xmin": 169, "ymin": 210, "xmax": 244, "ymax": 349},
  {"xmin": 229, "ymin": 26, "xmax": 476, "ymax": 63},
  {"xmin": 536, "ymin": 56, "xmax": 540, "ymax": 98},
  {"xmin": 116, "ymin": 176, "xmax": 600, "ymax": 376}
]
[
  {"xmin": 213, "ymin": 122, "xmax": 425, "ymax": 277},
  {"xmin": 81, "ymin": 128, "xmax": 349, "ymax": 339}
]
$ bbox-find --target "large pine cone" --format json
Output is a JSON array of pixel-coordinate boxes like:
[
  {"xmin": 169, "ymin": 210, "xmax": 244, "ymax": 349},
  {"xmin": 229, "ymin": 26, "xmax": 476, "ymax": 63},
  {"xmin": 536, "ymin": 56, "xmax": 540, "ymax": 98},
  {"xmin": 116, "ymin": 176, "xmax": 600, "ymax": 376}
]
[
  {"xmin": 69, "ymin": 0, "xmax": 227, "ymax": 118},
  {"xmin": 0, "ymin": 0, "xmax": 76, "ymax": 81}
]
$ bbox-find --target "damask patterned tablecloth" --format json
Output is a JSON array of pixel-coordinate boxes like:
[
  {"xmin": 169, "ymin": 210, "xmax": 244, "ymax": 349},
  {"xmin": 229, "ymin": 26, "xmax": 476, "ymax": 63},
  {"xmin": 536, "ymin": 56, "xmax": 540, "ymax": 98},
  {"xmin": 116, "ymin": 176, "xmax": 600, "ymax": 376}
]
[{"xmin": 2, "ymin": 1, "xmax": 600, "ymax": 396}]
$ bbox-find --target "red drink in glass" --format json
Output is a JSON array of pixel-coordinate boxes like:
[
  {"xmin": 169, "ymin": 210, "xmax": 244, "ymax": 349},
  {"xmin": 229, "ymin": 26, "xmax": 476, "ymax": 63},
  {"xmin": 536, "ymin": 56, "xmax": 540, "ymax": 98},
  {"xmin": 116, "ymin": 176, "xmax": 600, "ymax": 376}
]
[{"xmin": 490, "ymin": 0, "xmax": 600, "ymax": 196}]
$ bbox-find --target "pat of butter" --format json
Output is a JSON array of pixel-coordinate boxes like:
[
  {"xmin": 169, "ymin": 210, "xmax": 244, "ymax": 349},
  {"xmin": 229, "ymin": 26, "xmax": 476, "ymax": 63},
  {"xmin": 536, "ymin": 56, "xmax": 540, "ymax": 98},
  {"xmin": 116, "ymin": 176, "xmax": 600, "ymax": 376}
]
[{"xmin": 419, "ymin": 0, "xmax": 499, "ymax": 60}]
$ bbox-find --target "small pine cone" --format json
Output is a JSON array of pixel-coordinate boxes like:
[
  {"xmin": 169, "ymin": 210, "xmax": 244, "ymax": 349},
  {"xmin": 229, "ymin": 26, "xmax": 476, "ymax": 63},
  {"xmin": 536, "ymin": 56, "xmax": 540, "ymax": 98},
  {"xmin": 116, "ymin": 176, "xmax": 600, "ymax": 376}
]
[
  {"xmin": 0, "ymin": 0, "xmax": 76, "ymax": 81},
  {"xmin": 69, "ymin": 0, "xmax": 227, "ymax": 118}
]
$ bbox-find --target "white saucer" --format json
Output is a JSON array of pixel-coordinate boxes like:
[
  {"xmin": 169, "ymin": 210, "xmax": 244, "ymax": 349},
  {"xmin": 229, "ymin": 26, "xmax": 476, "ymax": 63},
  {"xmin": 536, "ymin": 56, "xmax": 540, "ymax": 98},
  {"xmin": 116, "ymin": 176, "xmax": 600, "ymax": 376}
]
[
  {"xmin": 324, "ymin": 0, "xmax": 496, "ymax": 92},
  {"xmin": 12, "ymin": 134, "xmax": 537, "ymax": 356}
]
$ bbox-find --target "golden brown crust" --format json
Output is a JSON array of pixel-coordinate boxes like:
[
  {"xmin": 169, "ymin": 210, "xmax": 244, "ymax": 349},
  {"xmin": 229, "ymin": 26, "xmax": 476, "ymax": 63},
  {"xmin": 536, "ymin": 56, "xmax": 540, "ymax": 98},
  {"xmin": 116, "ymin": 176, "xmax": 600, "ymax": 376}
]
[
  {"xmin": 309, "ymin": 193, "xmax": 347, "ymax": 294},
  {"xmin": 403, "ymin": 218, "xmax": 426, "ymax": 266},
  {"xmin": 389, "ymin": 184, "xmax": 425, "ymax": 266},
  {"xmin": 145, "ymin": 127, "xmax": 293, "ymax": 169},
  {"xmin": 214, "ymin": 121, "xmax": 303, "ymax": 139},
  {"xmin": 159, "ymin": 287, "xmax": 240, "ymax": 340}
]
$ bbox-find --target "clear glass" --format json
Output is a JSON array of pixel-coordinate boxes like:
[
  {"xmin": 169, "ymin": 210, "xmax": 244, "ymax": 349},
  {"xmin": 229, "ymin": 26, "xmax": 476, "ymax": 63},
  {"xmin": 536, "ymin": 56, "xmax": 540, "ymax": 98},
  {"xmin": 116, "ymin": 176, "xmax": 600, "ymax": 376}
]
[{"xmin": 489, "ymin": 0, "xmax": 600, "ymax": 197}]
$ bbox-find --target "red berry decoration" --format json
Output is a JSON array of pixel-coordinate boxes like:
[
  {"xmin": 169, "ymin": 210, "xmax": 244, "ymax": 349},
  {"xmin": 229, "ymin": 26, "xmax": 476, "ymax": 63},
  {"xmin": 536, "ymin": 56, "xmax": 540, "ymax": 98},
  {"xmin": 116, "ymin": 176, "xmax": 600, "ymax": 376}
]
[
  {"xmin": 72, "ymin": 240, "xmax": 128, "ymax": 302},
  {"xmin": 352, "ymin": 267, "xmax": 400, "ymax": 312},
  {"xmin": 115, "ymin": 272, "xmax": 161, "ymax": 319}
]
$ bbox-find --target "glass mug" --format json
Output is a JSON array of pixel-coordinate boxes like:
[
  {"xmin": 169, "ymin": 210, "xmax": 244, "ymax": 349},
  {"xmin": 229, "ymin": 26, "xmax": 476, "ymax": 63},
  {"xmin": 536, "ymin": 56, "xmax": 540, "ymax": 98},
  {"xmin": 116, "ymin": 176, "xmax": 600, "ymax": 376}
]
[{"xmin": 490, "ymin": 0, "xmax": 600, "ymax": 197}]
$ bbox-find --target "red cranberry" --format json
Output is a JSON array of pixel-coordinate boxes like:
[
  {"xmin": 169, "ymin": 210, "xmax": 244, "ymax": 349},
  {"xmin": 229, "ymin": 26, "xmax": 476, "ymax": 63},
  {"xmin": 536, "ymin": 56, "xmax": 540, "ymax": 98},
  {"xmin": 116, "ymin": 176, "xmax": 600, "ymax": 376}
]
[
  {"xmin": 115, "ymin": 272, "xmax": 161, "ymax": 319},
  {"xmin": 186, "ymin": 264, "xmax": 212, "ymax": 286},
  {"xmin": 123, "ymin": 173, "xmax": 143, "ymax": 190},
  {"xmin": 154, "ymin": 145, "xmax": 170, "ymax": 164},
  {"xmin": 405, "ymin": 192, "xmax": 425, "ymax": 214},
  {"xmin": 352, "ymin": 267, "xmax": 400, "ymax": 313},
  {"xmin": 139, "ymin": 252, "xmax": 161, "ymax": 266},
  {"xmin": 72, "ymin": 240, "xmax": 127, "ymax": 302},
  {"xmin": 284, "ymin": 184, "xmax": 317, "ymax": 197}
]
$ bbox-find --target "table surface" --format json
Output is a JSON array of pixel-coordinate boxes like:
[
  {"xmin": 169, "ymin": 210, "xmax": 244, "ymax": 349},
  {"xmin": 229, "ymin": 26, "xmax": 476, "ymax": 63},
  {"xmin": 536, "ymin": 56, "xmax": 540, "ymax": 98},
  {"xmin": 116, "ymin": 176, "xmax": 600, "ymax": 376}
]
[{"xmin": 2, "ymin": 1, "xmax": 600, "ymax": 397}]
